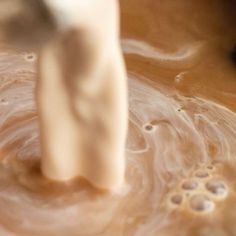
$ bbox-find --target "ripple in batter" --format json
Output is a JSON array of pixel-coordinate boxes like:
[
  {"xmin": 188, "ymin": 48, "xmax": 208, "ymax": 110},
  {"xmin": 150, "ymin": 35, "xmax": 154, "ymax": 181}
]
[{"xmin": 0, "ymin": 46, "xmax": 236, "ymax": 235}]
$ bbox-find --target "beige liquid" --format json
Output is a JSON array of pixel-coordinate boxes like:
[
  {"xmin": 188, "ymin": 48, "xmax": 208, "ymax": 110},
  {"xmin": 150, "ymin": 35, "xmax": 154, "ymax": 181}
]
[
  {"xmin": 1, "ymin": 0, "xmax": 236, "ymax": 235},
  {"xmin": 37, "ymin": 0, "xmax": 128, "ymax": 190}
]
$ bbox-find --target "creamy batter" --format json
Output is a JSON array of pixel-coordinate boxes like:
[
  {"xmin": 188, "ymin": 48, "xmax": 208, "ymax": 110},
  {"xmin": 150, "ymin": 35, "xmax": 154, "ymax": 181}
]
[{"xmin": 0, "ymin": 0, "xmax": 236, "ymax": 235}]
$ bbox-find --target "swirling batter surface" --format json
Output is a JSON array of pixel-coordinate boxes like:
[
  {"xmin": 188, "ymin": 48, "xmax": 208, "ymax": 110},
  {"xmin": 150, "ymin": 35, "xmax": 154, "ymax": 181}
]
[{"xmin": 1, "ymin": 0, "xmax": 236, "ymax": 235}]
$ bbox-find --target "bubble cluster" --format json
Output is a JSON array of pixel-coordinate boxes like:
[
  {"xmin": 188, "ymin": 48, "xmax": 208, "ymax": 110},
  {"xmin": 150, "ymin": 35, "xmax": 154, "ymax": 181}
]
[{"xmin": 167, "ymin": 162, "xmax": 228, "ymax": 214}]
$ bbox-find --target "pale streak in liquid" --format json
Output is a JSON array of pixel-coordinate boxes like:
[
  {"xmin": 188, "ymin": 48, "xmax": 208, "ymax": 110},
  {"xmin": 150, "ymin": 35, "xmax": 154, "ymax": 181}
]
[{"xmin": 0, "ymin": 33, "xmax": 235, "ymax": 235}]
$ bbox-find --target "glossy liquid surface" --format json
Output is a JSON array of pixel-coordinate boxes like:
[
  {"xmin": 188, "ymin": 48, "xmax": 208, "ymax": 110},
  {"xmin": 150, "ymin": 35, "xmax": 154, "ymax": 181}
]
[{"xmin": 1, "ymin": 0, "xmax": 236, "ymax": 235}]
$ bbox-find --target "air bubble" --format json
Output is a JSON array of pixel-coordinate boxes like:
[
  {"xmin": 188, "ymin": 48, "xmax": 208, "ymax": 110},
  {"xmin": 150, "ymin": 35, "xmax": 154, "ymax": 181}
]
[
  {"xmin": 206, "ymin": 165, "xmax": 214, "ymax": 170},
  {"xmin": 190, "ymin": 194, "xmax": 215, "ymax": 212},
  {"xmin": 143, "ymin": 123, "xmax": 155, "ymax": 132},
  {"xmin": 0, "ymin": 98, "xmax": 8, "ymax": 105},
  {"xmin": 182, "ymin": 180, "xmax": 198, "ymax": 190},
  {"xmin": 24, "ymin": 53, "xmax": 37, "ymax": 62},
  {"xmin": 195, "ymin": 170, "xmax": 209, "ymax": 178},
  {"xmin": 170, "ymin": 194, "xmax": 183, "ymax": 205},
  {"xmin": 205, "ymin": 179, "xmax": 227, "ymax": 198}
]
